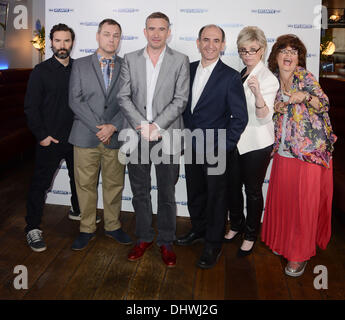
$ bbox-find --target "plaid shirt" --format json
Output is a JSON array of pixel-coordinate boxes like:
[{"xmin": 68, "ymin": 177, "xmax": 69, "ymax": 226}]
[{"xmin": 98, "ymin": 53, "xmax": 115, "ymax": 90}]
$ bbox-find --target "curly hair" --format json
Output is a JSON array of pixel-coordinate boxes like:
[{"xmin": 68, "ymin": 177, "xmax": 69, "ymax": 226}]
[{"xmin": 268, "ymin": 34, "xmax": 307, "ymax": 73}]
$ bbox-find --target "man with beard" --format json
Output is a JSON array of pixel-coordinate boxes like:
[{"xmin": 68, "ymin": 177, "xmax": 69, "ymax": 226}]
[{"xmin": 24, "ymin": 24, "xmax": 81, "ymax": 252}]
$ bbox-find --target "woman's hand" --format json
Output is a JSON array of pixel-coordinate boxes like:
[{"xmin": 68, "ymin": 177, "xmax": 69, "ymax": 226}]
[
  {"xmin": 274, "ymin": 101, "xmax": 288, "ymax": 114},
  {"xmin": 284, "ymin": 90, "xmax": 307, "ymax": 104},
  {"xmin": 248, "ymin": 76, "xmax": 261, "ymax": 97}
]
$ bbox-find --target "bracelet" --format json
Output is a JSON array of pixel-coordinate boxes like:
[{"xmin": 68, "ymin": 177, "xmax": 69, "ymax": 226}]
[{"xmin": 256, "ymin": 103, "xmax": 267, "ymax": 109}]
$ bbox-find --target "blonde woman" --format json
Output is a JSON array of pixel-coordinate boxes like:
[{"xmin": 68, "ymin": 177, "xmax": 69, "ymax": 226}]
[{"xmin": 224, "ymin": 26, "xmax": 279, "ymax": 257}]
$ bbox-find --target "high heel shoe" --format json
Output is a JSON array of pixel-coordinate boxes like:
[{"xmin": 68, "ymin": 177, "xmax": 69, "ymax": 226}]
[
  {"xmin": 223, "ymin": 230, "xmax": 242, "ymax": 243},
  {"xmin": 237, "ymin": 240, "xmax": 255, "ymax": 257}
]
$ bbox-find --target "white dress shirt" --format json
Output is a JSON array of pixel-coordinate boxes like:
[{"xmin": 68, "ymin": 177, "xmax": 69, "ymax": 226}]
[
  {"xmin": 143, "ymin": 46, "xmax": 166, "ymax": 122},
  {"xmin": 191, "ymin": 59, "xmax": 219, "ymax": 113}
]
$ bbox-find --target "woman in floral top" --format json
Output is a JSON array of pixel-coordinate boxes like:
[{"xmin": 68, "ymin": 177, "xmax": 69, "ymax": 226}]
[{"xmin": 261, "ymin": 34, "xmax": 337, "ymax": 277}]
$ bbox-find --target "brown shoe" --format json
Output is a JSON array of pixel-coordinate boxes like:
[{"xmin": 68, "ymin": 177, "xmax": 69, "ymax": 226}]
[
  {"xmin": 160, "ymin": 244, "xmax": 176, "ymax": 268},
  {"xmin": 128, "ymin": 241, "xmax": 153, "ymax": 261}
]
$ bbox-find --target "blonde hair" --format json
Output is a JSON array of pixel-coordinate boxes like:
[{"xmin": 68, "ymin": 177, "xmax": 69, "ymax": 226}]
[{"xmin": 237, "ymin": 26, "xmax": 267, "ymax": 60}]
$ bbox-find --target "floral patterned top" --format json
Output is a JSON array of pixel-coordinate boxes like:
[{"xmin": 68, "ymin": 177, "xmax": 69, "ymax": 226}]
[{"xmin": 273, "ymin": 66, "xmax": 337, "ymax": 168}]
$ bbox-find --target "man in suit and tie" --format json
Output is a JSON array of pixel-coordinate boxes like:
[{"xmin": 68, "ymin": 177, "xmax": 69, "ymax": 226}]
[
  {"xmin": 69, "ymin": 19, "xmax": 132, "ymax": 250},
  {"xmin": 176, "ymin": 25, "xmax": 248, "ymax": 269},
  {"xmin": 117, "ymin": 12, "xmax": 190, "ymax": 267}
]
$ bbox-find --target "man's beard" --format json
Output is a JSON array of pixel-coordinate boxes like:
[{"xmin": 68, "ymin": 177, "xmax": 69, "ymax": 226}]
[{"xmin": 52, "ymin": 46, "xmax": 72, "ymax": 59}]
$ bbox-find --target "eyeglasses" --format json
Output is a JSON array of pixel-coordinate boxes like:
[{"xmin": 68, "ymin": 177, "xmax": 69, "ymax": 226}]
[
  {"xmin": 238, "ymin": 47, "xmax": 261, "ymax": 56},
  {"xmin": 279, "ymin": 49, "xmax": 298, "ymax": 55}
]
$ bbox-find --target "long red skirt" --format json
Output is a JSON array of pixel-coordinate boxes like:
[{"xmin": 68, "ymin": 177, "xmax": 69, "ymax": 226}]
[{"xmin": 261, "ymin": 154, "xmax": 333, "ymax": 261}]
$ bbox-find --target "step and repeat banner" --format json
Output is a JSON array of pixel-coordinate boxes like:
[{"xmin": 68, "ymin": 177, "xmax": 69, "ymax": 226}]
[{"xmin": 45, "ymin": 0, "xmax": 322, "ymax": 216}]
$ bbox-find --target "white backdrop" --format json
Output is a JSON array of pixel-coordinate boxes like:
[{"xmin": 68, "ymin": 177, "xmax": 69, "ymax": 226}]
[{"xmin": 45, "ymin": 0, "xmax": 321, "ymax": 216}]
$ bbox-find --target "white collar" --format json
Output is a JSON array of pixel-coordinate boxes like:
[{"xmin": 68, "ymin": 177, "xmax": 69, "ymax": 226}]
[
  {"xmin": 143, "ymin": 45, "xmax": 167, "ymax": 61},
  {"xmin": 198, "ymin": 58, "xmax": 219, "ymax": 73}
]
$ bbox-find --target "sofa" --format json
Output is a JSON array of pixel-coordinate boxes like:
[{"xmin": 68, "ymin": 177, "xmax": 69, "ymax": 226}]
[{"xmin": 0, "ymin": 68, "xmax": 35, "ymax": 167}]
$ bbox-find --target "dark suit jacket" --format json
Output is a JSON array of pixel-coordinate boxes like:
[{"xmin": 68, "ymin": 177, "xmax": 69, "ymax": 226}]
[{"xmin": 183, "ymin": 59, "xmax": 248, "ymax": 152}]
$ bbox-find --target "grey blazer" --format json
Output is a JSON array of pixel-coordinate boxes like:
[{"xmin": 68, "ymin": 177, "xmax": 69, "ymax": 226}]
[
  {"xmin": 68, "ymin": 52, "xmax": 123, "ymax": 149},
  {"xmin": 117, "ymin": 46, "xmax": 190, "ymax": 154}
]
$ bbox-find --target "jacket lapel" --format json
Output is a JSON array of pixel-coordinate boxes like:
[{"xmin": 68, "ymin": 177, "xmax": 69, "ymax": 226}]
[
  {"xmin": 153, "ymin": 46, "xmax": 174, "ymax": 100},
  {"xmin": 106, "ymin": 55, "xmax": 121, "ymax": 98},
  {"xmin": 91, "ymin": 52, "xmax": 106, "ymax": 97},
  {"xmin": 242, "ymin": 60, "xmax": 264, "ymax": 87},
  {"xmin": 137, "ymin": 49, "xmax": 147, "ymax": 105},
  {"xmin": 193, "ymin": 59, "xmax": 223, "ymax": 111}
]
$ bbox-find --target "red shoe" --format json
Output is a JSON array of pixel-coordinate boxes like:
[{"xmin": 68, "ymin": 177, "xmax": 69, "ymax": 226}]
[
  {"xmin": 160, "ymin": 244, "xmax": 176, "ymax": 268},
  {"xmin": 128, "ymin": 241, "xmax": 153, "ymax": 261}
]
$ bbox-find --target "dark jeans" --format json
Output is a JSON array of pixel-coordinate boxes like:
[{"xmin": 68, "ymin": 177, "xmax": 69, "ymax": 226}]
[
  {"xmin": 185, "ymin": 150, "xmax": 231, "ymax": 248},
  {"xmin": 127, "ymin": 140, "xmax": 179, "ymax": 246},
  {"xmin": 25, "ymin": 142, "xmax": 80, "ymax": 233},
  {"xmin": 227, "ymin": 145, "xmax": 272, "ymax": 241}
]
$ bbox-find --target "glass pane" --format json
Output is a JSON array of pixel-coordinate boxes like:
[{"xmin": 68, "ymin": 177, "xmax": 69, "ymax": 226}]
[{"xmin": 0, "ymin": 2, "xmax": 9, "ymax": 48}]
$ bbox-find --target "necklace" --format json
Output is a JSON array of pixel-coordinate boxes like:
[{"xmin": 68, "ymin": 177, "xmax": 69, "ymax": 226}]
[{"xmin": 280, "ymin": 72, "xmax": 293, "ymax": 94}]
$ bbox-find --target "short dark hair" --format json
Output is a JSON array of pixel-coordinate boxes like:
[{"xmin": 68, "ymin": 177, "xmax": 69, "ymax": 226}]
[
  {"xmin": 98, "ymin": 19, "xmax": 122, "ymax": 34},
  {"xmin": 50, "ymin": 23, "xmax": 75, "ymax": 41},
  {"xmin": 145, "ymin": 12, "xmax": 170, "ymax": 28},
  {"xmin": 198, "ymin": 24, "xmax": 225, "ymax": 42},
  {"xmin": 268, "ymin": 34, "xmax": 307, "ymax": 73}
]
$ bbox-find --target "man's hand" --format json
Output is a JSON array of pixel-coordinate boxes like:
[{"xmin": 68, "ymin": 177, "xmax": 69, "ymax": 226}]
[
  {"xmin": 96, "ymin": 124, "xmax": 117, "ymax": 143},
  {"xmin": 136, "ymin": 123, "xmax": 161, "ymax": 141},
  {"xmin": 40, "ymin": 136, "xmax": 59, "ymax": 147}
]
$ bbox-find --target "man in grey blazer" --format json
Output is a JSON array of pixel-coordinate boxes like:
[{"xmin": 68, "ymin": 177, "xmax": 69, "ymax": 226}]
[
  {"xmin": 117, "ymin": 12, "xmax": 190, "ymax": 267},
  {"xmin": 69, "ymin": 19, "xmax": 132, "ymax": 250}
]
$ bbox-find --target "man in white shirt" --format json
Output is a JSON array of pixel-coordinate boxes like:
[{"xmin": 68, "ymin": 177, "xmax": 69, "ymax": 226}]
[
  {"xmin": 117, "ymin": 12, "xmax": 190, "ymax": 267},
  {"xmin": 176, "ymin": 25, "xmax": 248, "ymax": 269}
]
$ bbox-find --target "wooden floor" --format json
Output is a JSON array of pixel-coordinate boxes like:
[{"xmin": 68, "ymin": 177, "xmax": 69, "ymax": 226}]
[{"xmin": 0, "ymin": 157, "xmax": 345, "ymax": 300}]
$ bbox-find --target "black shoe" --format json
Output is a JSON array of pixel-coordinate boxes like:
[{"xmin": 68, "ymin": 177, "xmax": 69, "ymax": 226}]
[
  {"xmin": 71, "ymin": 232, "xmax": 96, "ymax": 251},
  {"xmin": 26, "ymin": 229, "xmax": 47, "ymax": 252},
  {"xmin": 197, "ymin": 246, "xmax": 222, "ymax": 269},
  {"xmin": 237, "ymin": 240, "xmax": 256, "ymax": 257},
  {"xmin": 105, "ymin": 228, "xmax": 133, "ymax": 245},
  {"xmin": 223, "ymin": 230, "xmax": 242, "ymax": 243},
  {"xmin": 175, "ymin": 231, "xmax": 204, "ymax": 246}
]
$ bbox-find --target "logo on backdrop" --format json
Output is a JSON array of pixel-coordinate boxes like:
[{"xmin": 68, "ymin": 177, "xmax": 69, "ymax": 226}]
[
  {"xmin": 288, "ymin": 24, "xmax": 313, "ymax": 29},
  {"xmin": 48, "ymin": 8, "xmax": 74, "ymax": 13},
  {"xmin": 179, "ymin": 36, "xmax": 197, "ymax": 41},
  {"xmin": 113, "ymin": 8, "xmax": 140, "ymax": 13},
  {"xmin": 180, "ymin": 9, "xmax": 208, "ymax": 13},
  {"xmin": 50, "ymin": 190, "xmax": 70, "ymax": 195},
  {"xmin": 219, "ymin": 23, "xmax": 244, "ymax": 28},
  {"xmin": 80, "ymin": 22, "xmax": 99, "ymax": 27},
  {"xmin": 121, "ymin": 35, "xmax": 139, "ymax": 41},
  {"xmin": 79, "ymin": 49, "xmax": 97, "ymax": 54},
  {"xmin": 251, "ymin": 9, "xmax": 281, "ymax": 14},
  {"xmin": 222, "ymin": 51, "xmax": 240, "ymax": 57},
  {"xmin": 307, "ymin": 53, "xmax": 318, "ymax": 58}
]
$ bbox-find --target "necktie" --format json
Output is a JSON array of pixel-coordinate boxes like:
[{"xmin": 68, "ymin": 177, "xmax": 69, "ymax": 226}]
[{"xmin": 103, "ymin": 58, "xmax": 112, "ymax": 90}]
